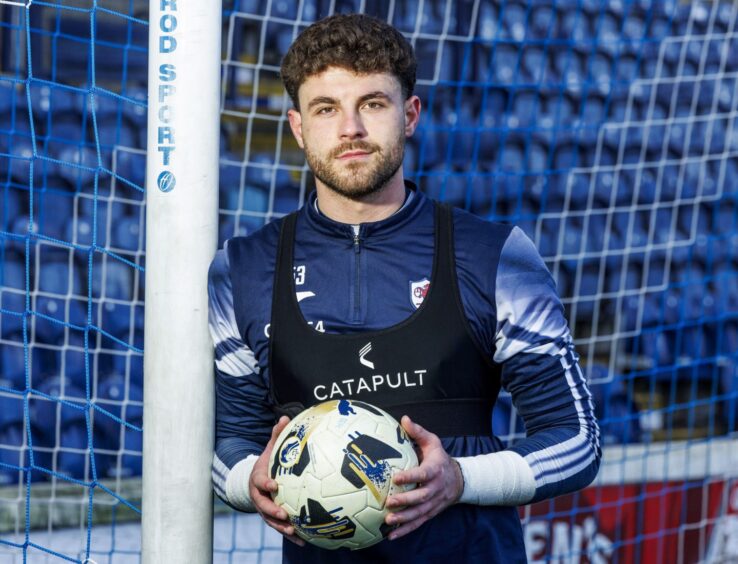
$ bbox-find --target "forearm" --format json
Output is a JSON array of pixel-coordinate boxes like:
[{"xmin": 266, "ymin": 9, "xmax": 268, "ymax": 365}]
[{"xmin": 454, "ymin": 450, "xmax": 536, "ymax": 506}]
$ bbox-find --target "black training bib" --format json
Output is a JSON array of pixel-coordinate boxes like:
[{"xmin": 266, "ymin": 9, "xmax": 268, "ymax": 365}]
[{"xmin": 269, "ymin": 203, "xmax": 501, "ymax": 437}]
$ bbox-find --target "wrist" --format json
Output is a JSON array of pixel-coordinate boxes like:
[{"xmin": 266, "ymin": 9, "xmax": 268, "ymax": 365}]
[{"xmin": 451, "ymin": 457, "xmax": 465, "ymax": 503}]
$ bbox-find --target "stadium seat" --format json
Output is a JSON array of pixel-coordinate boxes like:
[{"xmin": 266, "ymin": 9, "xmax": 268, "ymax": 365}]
[
  {"xmin": 96, "ymin": 114, "xmax": 139, "ymax": 151},
  {"xmin": 273, "ymin": 185, "xmax": 302, "ymax": 215},
  {"xmin": 112, "ymin": 214, "xmax": 142, "ymax": 251},
  {"xmin": 491, "ymin": 44, "xmax": 519, "ymax": 86},
  {"xmin": 218, "ymin": 214, "xmax": 250, "ymax": 246},
  {"xmin": 89, "ymin": 258, "xmax": 134, "ymax": 301},
  {"xmin": 0, "ymin": 388, "xmax": 24, "ymax": 428},
  {"xmin": 520, "ymin": 46, "xmax": 547, "ymax": 83},
  {"xmin": 53, "ymin": 144, "xmax": 98, "ymax": 188},
  {"xmin": 33, "ymin": 296, "xmax": 72, "ymax": 345},
  {"xmin": 95, "ymin": 374, "xmax": 143, "ymax": 478},
  {"xmin": 31, "ymin": 375, "xmax": 86, "ymax": 432},
  {"xmin": 0, "ymin": 422, "xmax": 29, "ymax": 485},
  {"xmin": 511, "ymin": 90, "xmax": 540, "ymax": 129},
  {"xmin": 423, "ymin": 165, "xmax": 470, "ymax": 209},
  {"xmin": 590, "ymin": 375, "xmax": 642, "ymax": 444},
  {"xmin": 492, "ymin": 393, "xmax": 524, "ymax": 439},
  {"xmin": 528, "ymin": 4, "xmax": 556, "ymax": 40},
  {"xmin": 714, "ymin": 264, "xmax": 738, "ymax": 314}
]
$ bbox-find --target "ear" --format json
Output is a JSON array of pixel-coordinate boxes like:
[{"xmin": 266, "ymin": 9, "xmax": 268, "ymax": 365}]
[
  {"xmin": 403, "ymin": 95, "xmax": 421, "ymax": 137},
  {"xmin": 287, "ymin": 108, "xmax": 305, "ymax": 149}
]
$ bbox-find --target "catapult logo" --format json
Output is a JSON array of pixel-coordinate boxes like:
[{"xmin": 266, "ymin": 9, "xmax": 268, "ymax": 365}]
[
  {"xmin": 155, "ymin": 0, "xmax": 178, "ymax": 192},
  {"xmin": 359, "ymin": 342, "xmax": 374, "ymax": 369},
  {"xmin": 313, "ymin": 343, "xmax": 428, "ymax": 401}
]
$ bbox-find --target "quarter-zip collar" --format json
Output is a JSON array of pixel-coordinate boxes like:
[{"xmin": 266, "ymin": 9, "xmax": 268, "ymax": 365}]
[{"xmin": 302, "ymin": 181, "xmax": 428, "ymax": 241}]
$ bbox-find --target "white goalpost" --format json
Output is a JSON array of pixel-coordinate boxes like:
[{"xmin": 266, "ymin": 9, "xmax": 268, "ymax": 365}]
[{"xmin": 142, "ymin": 1, "xmax": 222, "ymax": 562}]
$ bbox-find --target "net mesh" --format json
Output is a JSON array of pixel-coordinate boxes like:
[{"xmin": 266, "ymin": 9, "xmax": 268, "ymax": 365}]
[{"xmin": 1, "ymin": 1, "xmax": 146, "ymax": 562}]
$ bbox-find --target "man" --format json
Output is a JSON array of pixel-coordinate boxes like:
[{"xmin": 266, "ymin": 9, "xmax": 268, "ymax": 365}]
[{"xmin": 209, "ymin": 13, "xmax": 600, "ymax": 562}]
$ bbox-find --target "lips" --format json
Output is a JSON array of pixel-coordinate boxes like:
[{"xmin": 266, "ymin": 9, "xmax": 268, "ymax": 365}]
[{"xmin": 337, "ymin": 150, "xmax": 372, "ymax": 159}]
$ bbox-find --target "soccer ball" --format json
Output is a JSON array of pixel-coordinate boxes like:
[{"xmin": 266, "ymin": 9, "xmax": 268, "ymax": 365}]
[{"xmin": 269, "ymin": 399, "xmax": 418, "ymax": 550}]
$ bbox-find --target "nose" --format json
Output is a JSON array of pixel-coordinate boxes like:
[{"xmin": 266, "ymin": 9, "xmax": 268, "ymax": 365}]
[{"xmin": 339, "ymin": 109, "xmax": 367, "ymax": 140}]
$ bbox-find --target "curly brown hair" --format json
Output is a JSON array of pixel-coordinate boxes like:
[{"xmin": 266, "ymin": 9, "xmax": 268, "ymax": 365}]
[{"xmin": 280, "ymin": 14, "xmax": 417, "ymax": 109}]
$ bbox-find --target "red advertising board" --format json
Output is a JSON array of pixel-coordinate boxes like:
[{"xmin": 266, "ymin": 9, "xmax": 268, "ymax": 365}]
[{"xmin": 521, "ymin": 479, "xmax": 738, "ymax": 563}]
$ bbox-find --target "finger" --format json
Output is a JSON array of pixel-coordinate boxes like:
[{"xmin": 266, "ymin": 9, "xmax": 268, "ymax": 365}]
[
  {"xmin": 261, "ymin": 516, "xmax": 305, "ymax": 547},
  {"xmin": 387, "ymin": 510, "xmax": 431, "ymax": 541},
  {"xmin": 386, "ymin": 484, "xmax": 434, "ymax": 508},
  {"xmin": 400, "ymin": 416, "xmax": 439, "ymax": 448},
  {"xmin": 262, "ymin": 514, "xmax": 293, "ymax": 533},
  {"xmin": 252, "ymin": 473, "xmax": 280, "ymax": 494},
  {"xmin": 393, "ymin": 463, "xmax": 436, "ymax": 485},
  {"xmin": 268, "ymin": 416, "xmax": 291, "ymax": 446},
  {"xmin": 386, "ymin": 499, "xmax": 435, "ymax": 527},
  {"xmin": 254, "ymin": 496, "xmax": 290, "ymax": 521}
]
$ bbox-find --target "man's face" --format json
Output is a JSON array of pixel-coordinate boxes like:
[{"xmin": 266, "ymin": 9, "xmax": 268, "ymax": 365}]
[{"xmin": 287, "ymin": 68, "xmax": 420, "ymax": 200}]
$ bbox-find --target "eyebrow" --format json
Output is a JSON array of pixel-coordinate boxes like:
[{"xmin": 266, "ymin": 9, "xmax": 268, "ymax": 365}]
[{"xmin": 306, "ymin": 91, "xmax": 392, "ymax": 110}]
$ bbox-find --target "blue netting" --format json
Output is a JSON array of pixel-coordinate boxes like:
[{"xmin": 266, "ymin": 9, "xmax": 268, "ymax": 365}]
[
  {"xmin": 1, "ymin": 1, "xmax": 146, "ymax": 562},
  {"xmin": 217, "ymin": 1, "xmax": 738, "ymax": 561}
]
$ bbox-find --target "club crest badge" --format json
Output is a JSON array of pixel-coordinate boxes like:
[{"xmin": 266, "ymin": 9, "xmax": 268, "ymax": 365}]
[{"xmin": 409, "ymin": 278, "xmax": 430, "ymax": 309}]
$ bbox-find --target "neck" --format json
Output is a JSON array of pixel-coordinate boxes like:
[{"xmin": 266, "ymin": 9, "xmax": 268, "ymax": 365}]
[{"xmin": 314, "ymin": 173, "xmax": 407, "ymax": 224}]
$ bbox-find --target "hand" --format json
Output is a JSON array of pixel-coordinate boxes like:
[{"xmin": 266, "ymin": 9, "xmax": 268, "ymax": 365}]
[
  {"xmin": 383, "ymin": 416, "xmax": 464, "ymax": 541},
  {"xmin": 249, "ymin": 415, "xmax": 305, "ymax": 546}
]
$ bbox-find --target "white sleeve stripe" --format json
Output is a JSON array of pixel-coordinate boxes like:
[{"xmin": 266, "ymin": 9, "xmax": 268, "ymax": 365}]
[
  {"xmin": 525, "ymin": 353, "xmax": 599, "ymax": 483},
  {"xmin": 212, "ymin": 454, "xmax": 228, "ymax": 497},
  {"xmin": 215, "ymin": 350, "xmax": 259, "ymax": 377}
]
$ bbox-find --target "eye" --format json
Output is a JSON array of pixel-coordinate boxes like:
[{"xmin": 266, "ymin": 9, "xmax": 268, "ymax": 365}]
[
  {"xmin": 315, "ymin": 106, "xmax": 335, "ymax": 115},
  {"xmin": 364, "ymin": 101, "xmax": 385, "ymax": 110}
]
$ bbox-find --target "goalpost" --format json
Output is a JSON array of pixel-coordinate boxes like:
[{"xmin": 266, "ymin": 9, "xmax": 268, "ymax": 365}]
[{"xmin": 142, "ymin": 1, "xmax": 221, "ymax": 562}]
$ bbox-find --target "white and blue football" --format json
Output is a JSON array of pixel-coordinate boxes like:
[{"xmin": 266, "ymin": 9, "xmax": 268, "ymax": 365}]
[{"xmin": 269, "ymin": 399, "xmax": 418, "ymax": 550}]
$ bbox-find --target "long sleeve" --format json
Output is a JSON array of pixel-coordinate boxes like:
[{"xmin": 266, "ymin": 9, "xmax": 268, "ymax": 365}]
[
  {"xmin": 496, "ymin": 227, "xmax": 600, "ymax": 502},
  {"xmin": 457, "ymin": 226, "xmax": 601, "ymax": 505},
  {"xmin": 208, "ymin": 245, "xmax": 275, "ymax": 511}
]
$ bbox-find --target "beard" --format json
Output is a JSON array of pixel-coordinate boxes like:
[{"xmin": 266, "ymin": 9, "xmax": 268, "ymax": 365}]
[{"xmin": 304, "ymin": 130, "xmax": 405, "ymax": 201}]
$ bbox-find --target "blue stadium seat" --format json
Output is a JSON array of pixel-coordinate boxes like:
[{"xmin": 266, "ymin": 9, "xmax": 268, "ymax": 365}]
[
  {"xmin": 511, "ymin": 90, "xmax": 540, "ymax": 129},
  {"xmin": 557, "ymin": 6, "xmax": 590, "ymax": 43},
  {"xmin": 521, "ymin": 46, "xmax": 547, "ymax": 83},
  {"xmin": 246, "ymin": 154, "xmax": 291, "ymax": 189},
  {"xmin": 100, "ymin": 301, "xmax": 133, "ymax": 339},
  {"xmin": 0, "ymin": 422, "xmax": 29, "ymax": 485},
  {"xmin": 112, "ymin": 215, "xmax": 142, "ymax": 251},
  {"xmin": 491, "ymin": 44, "xmax": 519, "ymax": 86},
  {"xmin": 31, "ymin": 375, "xmax": 86, "ymax": 432},
  {"xmin": 492, "ymin": 393, "xmax": 524, "ymax": 439},
  {"xmin": 0, "ymin": 388, "xmax": 24, "ymax": 428},
  {"xmin": 218, "ymin": 215, "xmax": 250, "ymax": 246},
  {"xmin": 56, "ymin": 422, "xmax": 90, "ymax": 480},
  {"xmin": 89, "ymin": 259, "xmax": 133, "ymax": 301},
  {"xmin": 53, "ymin": 144, "xmax": 98, "ymax": 188},
  {"xmin": 714, "ymin": 264, "xmax": 738, "ymax": 314},
  {"xmin": 111, "ymin": 353, "xmax": 143, "ymax": 389},
  {"xmin": 95, "ymin": 374, "xmax": 143, "ymax": 478},
  {"xmin": 423, "ymin": 165, "xmax": 470, "ymax": 209},
  {"xmin": 66, "ymin": 198, "xmax": 109, "ymax": 248},
  {"xmin": 273, "ymin": 185, "xmax": 302, "ymax": 215},
  {"xmin": 96, "ymin": 115, "xmax": 139, "ymax": 151},
  {"xmin": 720, "ymin": 357, "xmax": 738, "ymax": 431},
  {"xmin": 528, "ymin": 4, "xmax": 556, "ymax": 39},
  {"xmin": 34, "ymin": 296, "xmax": 72, "ymax": 345},
  {"xmin": 590, "ymin": 375, "xmax": 642, "ymax": 444}
]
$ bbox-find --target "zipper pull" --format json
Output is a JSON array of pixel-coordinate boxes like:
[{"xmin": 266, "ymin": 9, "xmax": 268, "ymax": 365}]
[{"xmin": 353, "ymin": 227, "xmax": 361, "ymax": 253}]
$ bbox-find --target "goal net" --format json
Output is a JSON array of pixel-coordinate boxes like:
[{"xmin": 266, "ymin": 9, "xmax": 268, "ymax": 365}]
[{"xmin": 0, "ymin": 0, "xmax": 737, "ymax": 562}]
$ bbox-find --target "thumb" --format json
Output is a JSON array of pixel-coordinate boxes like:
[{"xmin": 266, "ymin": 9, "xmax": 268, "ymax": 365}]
[
  {"xmin": 401, "ymin": 415, "xmax": 432, "ymax": 444},
  {"xmin": 268, "ymin": 416, "xmax": 291, "ymax": 447}
]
